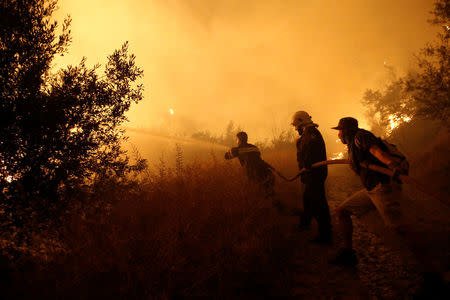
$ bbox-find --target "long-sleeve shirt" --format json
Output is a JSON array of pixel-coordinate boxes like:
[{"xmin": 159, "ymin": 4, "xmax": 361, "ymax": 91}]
[
  {"xmin": 348, "ymin": 129, "xmax": 390, "ymax": 190},
  {"xmin": 225, "ymin": 143, "xmax": 273, "ymax": 182},
  {"xmin": 296, "ymin": 125, "xmax": 328, "ymax": 184}
]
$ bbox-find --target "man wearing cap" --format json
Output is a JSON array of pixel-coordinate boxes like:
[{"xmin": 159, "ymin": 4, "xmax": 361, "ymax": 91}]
[
  {"xmin": 329, "ymin": 117, "xmax": 411, "ymax": 265},
  {"xmin": 225, "ymin": 131, "xmax": 275, "ymax": 198},
  {"xmin": 329, "ymin": 117, "xmax": 450, "ymax": 297},
  {"xmin": 291, "ymin": 111, "xmax": 332, "ymax": 244}
]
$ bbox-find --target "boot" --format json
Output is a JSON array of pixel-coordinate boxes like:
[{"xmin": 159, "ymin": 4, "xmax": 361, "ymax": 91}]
[
  {"xmin": 310, "ymin": 234, "xmax": 333, "ymax": 245},
  {"xmin": 328, "ymin": 248, "xmax": 358, "ymax": 266},
  {"xmin": 311, "ymin": 226, "xmax": 332, "ymax": 245}
]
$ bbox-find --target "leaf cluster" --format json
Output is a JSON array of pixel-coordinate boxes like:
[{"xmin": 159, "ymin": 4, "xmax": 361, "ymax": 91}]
[
  {"xmin": 362, "ymin": 0, "xmax": 449, "ymax": 129},
  {"xmin": 0, "ymin": 0, "xmax": 145, "ymax": 222}
]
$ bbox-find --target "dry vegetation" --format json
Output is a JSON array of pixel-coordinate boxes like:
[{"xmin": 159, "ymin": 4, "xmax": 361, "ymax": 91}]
[
  {"xmin": 1, "ymin": 135, "xmax": 449, "ymax": 298},
  {"xmin": 2, "ymin": 150, "xmax": 300, "ymax": 299}
]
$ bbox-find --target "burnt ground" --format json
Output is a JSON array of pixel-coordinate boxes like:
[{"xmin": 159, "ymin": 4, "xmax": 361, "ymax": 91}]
[{"xmin": 277, "ymin": 165, "xmax": 449, "ymax": 299}]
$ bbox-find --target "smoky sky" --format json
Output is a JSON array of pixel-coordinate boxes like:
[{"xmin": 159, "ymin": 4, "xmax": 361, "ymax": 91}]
[{"xmin": 53, "ymin": 0, "xmax": 437, "ymax": 151}]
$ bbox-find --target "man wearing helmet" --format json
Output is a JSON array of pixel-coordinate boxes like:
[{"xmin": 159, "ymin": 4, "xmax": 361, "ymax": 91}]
[
  {"xmin": 291, "ymin": 111, "xmax": 332, "ymax": 244},
  {"xmin": 225, "ymin": 131, "xmax": 275, "ymax": 198}
]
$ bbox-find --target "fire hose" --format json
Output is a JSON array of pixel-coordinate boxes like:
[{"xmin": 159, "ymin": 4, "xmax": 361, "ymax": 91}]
[{"xmin": 270, "ymin": 159, "xmax": 447, "ymax": 205}]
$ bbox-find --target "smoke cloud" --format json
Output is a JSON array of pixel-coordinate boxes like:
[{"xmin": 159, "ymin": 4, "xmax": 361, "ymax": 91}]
[{"xmin": 53, "ymin": 0, "xmax": 437, "ymax": 156}]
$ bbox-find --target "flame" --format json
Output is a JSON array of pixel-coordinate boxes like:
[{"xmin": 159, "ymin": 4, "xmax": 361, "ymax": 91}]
[
  {"xmin": 331, "ymin": 152, "xmax": 344, "ymax": 160},
  {"xmin": 69, "ymin": 126, "xmax": 82, "ymax": 134},
  {"xmin": 169, "ymin": 108, "xmax": 174, "ymax": 115},
  {"xmin": 387, "ymin": 114, "xmax": 412, "ymax": 135},
  {"xmin": 6, "ymin": 176, "xmax": 13, "ymax": 183}
]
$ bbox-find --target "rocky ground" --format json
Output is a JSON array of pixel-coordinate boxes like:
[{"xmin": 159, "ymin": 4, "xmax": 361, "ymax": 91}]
[
  {"xmin": 279, "ymin": 165, "xmax": 448, "ymax": 299},
  {"xmin": 284, "ymin": 215, "xmax": 422, "ymax": 299}
]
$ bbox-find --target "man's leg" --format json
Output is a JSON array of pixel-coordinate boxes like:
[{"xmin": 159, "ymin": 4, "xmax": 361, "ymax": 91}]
[
  {"xmin": 264, "ymin": 173, "xmax": 276, "ymax": 199},
  {"xmin": 336, "ymin": 206, "xmax": 353, "ymax": 250},
  {"xmin": 329, "ymin": 189, "xmax": 375, "ymax": 266},
  {"xmin": 367, "ymin": 183, "xmax": 424, "ymax": 265},
  {"xmin": 310, "ymin": 181, "xmax": 332, "ymax": 243},
  {"xmin": 299, "ymin": 183, "xmax": 313, "ymax": 230}
]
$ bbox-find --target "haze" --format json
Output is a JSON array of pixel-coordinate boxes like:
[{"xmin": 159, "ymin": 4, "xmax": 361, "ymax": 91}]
[{"xmin": 53, "ymin": 0, "xmax": 437, "ymax": 157}]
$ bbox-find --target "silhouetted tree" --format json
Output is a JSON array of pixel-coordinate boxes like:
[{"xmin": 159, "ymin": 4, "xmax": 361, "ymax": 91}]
[
  {"xmin": 404, "ymin": 0, "xmax": 449, "ymax": 122},
  {"xmin": 223, "ymin": 120, "xmax": 236, "ymax": 146},
  {"xmin": 270, "ymin": 129, "xmax": 296, "ymax": 151},
  {"xmin": 0, "ymin": 0, "xmax": 145, "ymax": 221},
  {"xmin": 362, "ymin": 0, "xmax": 449, "ymax": 130},
  {"xmin": 222, "ymin": 120, "xmax": 244, "ymax": 146}
]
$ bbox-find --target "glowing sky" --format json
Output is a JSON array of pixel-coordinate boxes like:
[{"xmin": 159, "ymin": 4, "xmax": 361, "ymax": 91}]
[{"xmin": 53, "ymin": 0, "xmax": 437, "ymax": 145}]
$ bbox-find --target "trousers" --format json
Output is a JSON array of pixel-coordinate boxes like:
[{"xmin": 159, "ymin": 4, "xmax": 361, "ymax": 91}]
[
  {"xmin": 337, "ymin": 182, "xmax": 446, "ymax": 273},
  {"xmin": 300, "ymin": 180, "xmax": 332, "ymax": 238}
]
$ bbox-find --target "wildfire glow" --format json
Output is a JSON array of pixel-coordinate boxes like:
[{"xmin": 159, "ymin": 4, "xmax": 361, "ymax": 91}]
[
  {"xmin": 169, "ymin": 108, "xmax": 174, "ymax": 115},
  {"xmin": 387, "ymin": 114, "xmax": 412, "ymax": 135},
  {"xmin": 331, "ymin": 152, "xmax": 344, "ymax": 160},
  {"xmin": 6, "ymin": 176, "xmax": 13, "ymax": 183}
]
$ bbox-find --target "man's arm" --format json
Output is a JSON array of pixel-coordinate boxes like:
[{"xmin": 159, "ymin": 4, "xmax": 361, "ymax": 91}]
[
  {"xmin": 225, "ymin": 147, "xmax": 239, "ymax": 160},
  {"xmin": 355, "ymin": 130, "xmax": 399, "ymax": 169},
  {"xmin": 369, "ymin": 144, "xmax": 395, "ymax": 166},
  {"xmin": 296, "ymin": 139, "xmax": 303, "ymax": 170},
  {"xmin": 301, "ymin": 134, "xmax": 324, "ymax": 169},
  {"xmin": 369, "ymin": 144, "xmax": 403, "ymax": 172}
]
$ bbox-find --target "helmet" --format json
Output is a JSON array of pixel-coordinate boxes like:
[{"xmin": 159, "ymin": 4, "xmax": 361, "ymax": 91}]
[
  {"xmin": 331, "ymin": 117, "xmax": 358, "ymax": 131},
  {"xmin": 291, "ymin": 111, "xmax": 313, "ymax": 127}
]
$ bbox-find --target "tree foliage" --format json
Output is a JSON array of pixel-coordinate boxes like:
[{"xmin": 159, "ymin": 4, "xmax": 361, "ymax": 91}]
[
  {"xmin": 0, "ymin": 0, "xmax": 145, "ymax": 219},
  {"xmin": 362, "ymin": 70, "xmax": 413, "ymax": 135},
  {"xmin": 404, "ymin": 0, "xmax": 450, "ymax": 122},
  {"xmin": 363, "ymin": 0, "xmax": 449, "ymax": 130}
]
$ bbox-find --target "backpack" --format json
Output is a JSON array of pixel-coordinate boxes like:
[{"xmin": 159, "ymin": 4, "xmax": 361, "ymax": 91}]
[
  {"xmin": 353, "ymin": 129, "xmax": 410, "ymax": 175},
  {"xmin": 378, "ymin": 138, "xmax": 410, "ymax": 175}
]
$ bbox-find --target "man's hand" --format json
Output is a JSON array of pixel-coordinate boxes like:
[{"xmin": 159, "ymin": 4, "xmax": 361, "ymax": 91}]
[
  {"xmin": 387, "ymin": 161, "xmax": 407, "ymax": 183},
  {"xmin": 224, "ymin": 152, "xmax": 232, "ymax": 160},
  {"xmin": 303, "ymin": 162, "xmax": 313, "ymax": 172},
  {"xmin": 360, "ymin": 160, "xmax": 370, "ymax": 169}
]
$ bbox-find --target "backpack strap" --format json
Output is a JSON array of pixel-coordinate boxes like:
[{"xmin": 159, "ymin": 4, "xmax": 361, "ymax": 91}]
[{"xmin": 353, "ymin": 129, "xmax": 366, "ymax": 149}]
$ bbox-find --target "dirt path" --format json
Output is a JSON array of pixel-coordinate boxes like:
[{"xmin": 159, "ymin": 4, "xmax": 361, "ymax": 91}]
[
  {"xmin": 278, "ymin": 166, "xmax": 448, "ymax": 299},
  {"xmin": 287, "ymin": 228, "xmax": 369, "ymax": 298},
  {"xmin": 280, "ymin": 213, "xmax": 420, "ymax": 299}
]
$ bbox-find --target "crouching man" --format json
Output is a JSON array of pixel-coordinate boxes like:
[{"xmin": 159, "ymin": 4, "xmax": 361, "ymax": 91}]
[
  {"xmin": 330, "ymin": 117, "xmax": 447, "ymax": 298},
  {"xmin": 225, "ymin": 131, "xmax": 275, "ymax": 198},
  {"xmin": 329, "ymin": 117, "xmax": 409, "ymax": 265}
]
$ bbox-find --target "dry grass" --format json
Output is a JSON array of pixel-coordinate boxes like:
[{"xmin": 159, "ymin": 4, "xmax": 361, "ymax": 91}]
[
  {"xmin": 6, "ymin": 152, "xmax": 297, "ymax": 299},
  {"xmin": 3, "ymin": 133, "xmax": 449, "ymax": 299}
]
